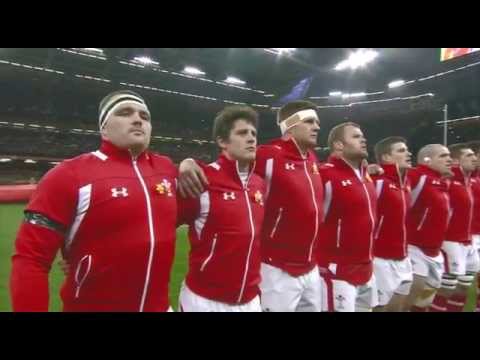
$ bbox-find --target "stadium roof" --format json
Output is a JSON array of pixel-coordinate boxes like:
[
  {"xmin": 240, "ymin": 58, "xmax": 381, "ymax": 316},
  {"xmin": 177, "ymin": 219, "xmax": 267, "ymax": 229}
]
[
  {"xmin": 0, "ymin": 48, "xmax": 479, "ymax": 141},
  {"xmin": 1, "ymin": 48, "xmax": 479, "ymax": 103}
]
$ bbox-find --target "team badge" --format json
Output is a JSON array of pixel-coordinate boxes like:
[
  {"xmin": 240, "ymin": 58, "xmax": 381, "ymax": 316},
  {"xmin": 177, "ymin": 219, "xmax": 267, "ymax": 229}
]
[
  {"xmin": 254, "ymin": 190, "xmax": 264, "ymax": 206},
  {"xmin": 155, "ymin": 179, "xmax": 173, "ymax": 197}
]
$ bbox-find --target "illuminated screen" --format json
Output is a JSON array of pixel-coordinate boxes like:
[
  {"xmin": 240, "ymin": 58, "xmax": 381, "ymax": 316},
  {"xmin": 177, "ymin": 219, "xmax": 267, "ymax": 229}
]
[{"xmin": 441, "ymin": 48, "xmax": 480, "ymax": 61}]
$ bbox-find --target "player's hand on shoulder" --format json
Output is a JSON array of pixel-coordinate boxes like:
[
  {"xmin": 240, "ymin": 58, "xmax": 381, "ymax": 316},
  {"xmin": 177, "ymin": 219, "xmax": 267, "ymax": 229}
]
[
  {"xmin": 178, "ymin": 158, "xmax": 209, "ymax": 199},
  {"xmin": 366, "ymin": 163, "xmax": 384, "ymax": 176}
]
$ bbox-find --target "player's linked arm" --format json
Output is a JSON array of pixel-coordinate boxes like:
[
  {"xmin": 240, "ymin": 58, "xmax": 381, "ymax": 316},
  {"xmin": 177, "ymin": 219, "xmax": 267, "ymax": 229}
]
[
  {"xmin": 10, "ymin": 163, "xmax": 77, "ymax": 311},
  {"xmin": 178, "ymin": 158, "xmax": 210, "ymax": 199}
]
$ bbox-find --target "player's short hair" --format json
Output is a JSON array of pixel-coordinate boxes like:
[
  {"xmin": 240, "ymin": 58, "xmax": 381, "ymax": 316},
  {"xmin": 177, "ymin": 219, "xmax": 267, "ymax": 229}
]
[
  {"xmin": 327, "ymin": 122, "xmax": 361, "ymax": 152},
  {"xmin": 466, "ymin": 140, "xmax": 480, "ymax": 155},
  {"xmin": 448, "ymin": 143, "xmax": 471, "ymax": 159},
  {"xmin": 417, "ymin": 144, "xmax": 445, "ymax": 164},
  {"xmin": 212, "ymin": 105, "xmax": 258, "ymax": 142},
  {"xmin": 374, "ymin": 136, "xmax": 407, "ymax": 163},
  {"xmin": 277, "ymin": 100, "xmax": 318, "ymax": 123}
]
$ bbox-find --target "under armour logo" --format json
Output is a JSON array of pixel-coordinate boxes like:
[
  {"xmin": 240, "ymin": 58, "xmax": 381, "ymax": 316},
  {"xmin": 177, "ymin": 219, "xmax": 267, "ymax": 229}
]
[
  {"xmin": 111, "ymin": 187, "xmax": 128, "ymax": 198},
  {"xmin": 432, "ymin": 180, "xmax": 441, "ymax": 185},
  {"xmin": 389, "ymin": 184, "xmax": 397, "ymax": 190},
  {"xmin": 285, "ymin": 163, "xmax": 295, "ymax": 171},
  {"xmin": 223, "ymin": 192, "xmax": 236, "ymax": 200},
  {"xmin": 341, "ymin": 180, "xmax": 353, "ymax": 187}
]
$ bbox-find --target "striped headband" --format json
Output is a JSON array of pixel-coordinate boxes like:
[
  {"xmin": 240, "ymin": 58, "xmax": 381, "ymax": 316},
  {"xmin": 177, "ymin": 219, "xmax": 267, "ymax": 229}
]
[{"xmin": 98, "ymin": 93, "xmax": 150, "ymax": 130}]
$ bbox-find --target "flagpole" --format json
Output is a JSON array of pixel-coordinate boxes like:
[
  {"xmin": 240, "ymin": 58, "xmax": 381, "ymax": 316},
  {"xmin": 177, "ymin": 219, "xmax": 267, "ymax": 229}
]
[{"xmin": 443, "ymin": 104, "xmax": 448, "ymax": 146}]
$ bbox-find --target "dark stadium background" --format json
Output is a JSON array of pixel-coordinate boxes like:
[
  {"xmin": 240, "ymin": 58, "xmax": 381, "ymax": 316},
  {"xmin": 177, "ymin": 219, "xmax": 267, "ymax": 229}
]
[{"xmin": 1, "ymin": 48, "xmax": 479, "ymax": 311}]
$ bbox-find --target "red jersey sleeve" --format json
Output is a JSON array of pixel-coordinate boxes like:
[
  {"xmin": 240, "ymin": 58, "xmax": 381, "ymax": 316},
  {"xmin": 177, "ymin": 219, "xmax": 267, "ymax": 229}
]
[
  {"xmin": 10, "ymin": 163, "xmax": 78, "ymax": 311},
  {"xmin": 27, "ymin": 162, "xmax": 78, "ymax": 227}
]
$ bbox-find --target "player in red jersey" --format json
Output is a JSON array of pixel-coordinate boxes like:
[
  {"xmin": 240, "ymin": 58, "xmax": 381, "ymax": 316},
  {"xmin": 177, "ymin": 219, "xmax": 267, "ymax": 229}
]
[
  {"xmin": 466, "ymin": 140, "xmax": 480, "ymax": 312},
  {"xmin": 317, "ymin": 122, "xmax": 378, "ymax": 312},
  {"xmin": 11, "ymin": 90, "xmax": 178, "ymax": 312},
  {"xmin": 428, "ymin": 143, "xmax": 479, "ymax": 312},
  {"xmin": 178, "ymin": 100, "xmax": 324, "ymax": 312},
  {"xmin": 371, "ymin": 137, "xmax": 413, "ymax": 312},
  {"xmin": 177, "ymin": 106, "xmax": 265, "ymax": 312},
  {"xmin": 404, "ymin": 144, "xmax": 452, "ymax": 312}
]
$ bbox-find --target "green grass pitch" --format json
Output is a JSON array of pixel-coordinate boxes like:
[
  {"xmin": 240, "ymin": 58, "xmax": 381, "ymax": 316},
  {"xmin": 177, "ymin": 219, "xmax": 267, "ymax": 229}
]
[
  {"xmin": 0, "ymin": 203, "xmax": 189, "ymax": 312},
  {"xmin": 0, "ymin": 203, "xmax": 477, "ymax": 312}
]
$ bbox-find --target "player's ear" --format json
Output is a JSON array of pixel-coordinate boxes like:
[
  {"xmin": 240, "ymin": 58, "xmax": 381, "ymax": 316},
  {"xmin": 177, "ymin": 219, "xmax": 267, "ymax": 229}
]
[
  {"xmin": 333, "ymin": 140, "xmax": 344, "ymax": 151},
  {"xmin": 217, "ymin": 136, "xmax": 228, "ymax": 151},
  {"xmin": 100, "ymin": 126, "xmax": 108, "ymax": 139}
]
